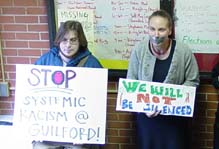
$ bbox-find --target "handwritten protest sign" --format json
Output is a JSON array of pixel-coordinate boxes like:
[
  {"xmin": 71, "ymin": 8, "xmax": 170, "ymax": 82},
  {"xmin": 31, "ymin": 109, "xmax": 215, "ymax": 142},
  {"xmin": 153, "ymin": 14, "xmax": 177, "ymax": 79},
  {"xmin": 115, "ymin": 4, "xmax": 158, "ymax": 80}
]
[
  {"xmin": 116, "ymin": 78, "xmax": 197, "ymax": 117},
  {"xmin": 13, "ymin": 64, "xmax": 108, "ymax": 144}
]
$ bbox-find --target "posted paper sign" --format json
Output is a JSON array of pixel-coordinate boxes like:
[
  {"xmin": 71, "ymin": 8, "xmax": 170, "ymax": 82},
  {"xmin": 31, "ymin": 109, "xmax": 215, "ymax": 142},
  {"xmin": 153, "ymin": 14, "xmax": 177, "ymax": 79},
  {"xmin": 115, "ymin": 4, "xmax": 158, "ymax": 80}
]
[
  {"xmin": 116, "ymin": 78, "xmax": 197, "ymax": 117},
  {"xmin": 13, "ymin": 64, "xmax": 108, "ymax": 144}
]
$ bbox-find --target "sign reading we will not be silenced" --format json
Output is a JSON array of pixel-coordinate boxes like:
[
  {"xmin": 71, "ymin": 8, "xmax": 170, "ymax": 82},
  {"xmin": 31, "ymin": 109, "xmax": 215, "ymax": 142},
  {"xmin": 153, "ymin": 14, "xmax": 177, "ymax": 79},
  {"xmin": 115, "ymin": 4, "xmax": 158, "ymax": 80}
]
[
  {"xmin": 13, "ymin": 64, "xmax": 108, "ymax": 144},
  {"xmin": 116, "ymin": 78, "xmax": 197, "ymax": 117}
]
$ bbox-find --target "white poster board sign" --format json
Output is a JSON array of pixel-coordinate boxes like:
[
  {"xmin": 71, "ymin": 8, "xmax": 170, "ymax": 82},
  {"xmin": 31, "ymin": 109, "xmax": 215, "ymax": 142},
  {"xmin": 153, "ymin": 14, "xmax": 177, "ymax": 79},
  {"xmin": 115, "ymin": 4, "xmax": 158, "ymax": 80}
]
[
  {"xmin": 116, "ymin": 78, "xmax": 196, "ymax": 117},
  {"xmin": 13, "ymin": 64, "xmax": 108, "ymax": 144},
  {"xmin": 0, "ymin": 125, "xmax": 32, "ymax": 149}
]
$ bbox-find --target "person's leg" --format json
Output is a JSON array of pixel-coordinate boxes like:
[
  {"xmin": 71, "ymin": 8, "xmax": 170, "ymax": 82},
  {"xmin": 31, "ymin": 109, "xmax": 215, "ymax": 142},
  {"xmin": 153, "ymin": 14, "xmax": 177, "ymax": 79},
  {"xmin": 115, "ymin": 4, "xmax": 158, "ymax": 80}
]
[
  {"xmin": 63, "ymin": 144, "xmax": 87, "ymax": 149},
  {"xmin": 135, "ymin": 113, "xmax": 154, "ymax": 149},
  {"xmin": 32, "ymin": 141, "xmax": 63, "ymax": 149}
]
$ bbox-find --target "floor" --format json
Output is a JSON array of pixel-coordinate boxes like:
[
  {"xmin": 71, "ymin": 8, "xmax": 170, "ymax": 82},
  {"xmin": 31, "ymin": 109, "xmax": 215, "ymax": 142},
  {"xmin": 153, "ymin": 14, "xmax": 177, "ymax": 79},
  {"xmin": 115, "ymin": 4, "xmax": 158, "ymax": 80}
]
[{"xmin": 0, "ymin": 115, "xmax": 33, "ymax": 149}]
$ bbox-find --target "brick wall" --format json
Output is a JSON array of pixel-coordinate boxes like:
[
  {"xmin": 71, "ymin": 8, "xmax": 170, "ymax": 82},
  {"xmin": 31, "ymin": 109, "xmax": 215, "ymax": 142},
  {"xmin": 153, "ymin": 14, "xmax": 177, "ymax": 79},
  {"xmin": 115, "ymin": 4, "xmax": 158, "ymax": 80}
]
[
  {"xmin": 0, "ymin": 1, "xmax": 218, "ymax": 149},
  {"xmin": 0, "ymin": 0, "xmax": 49, "ymax": 91}
]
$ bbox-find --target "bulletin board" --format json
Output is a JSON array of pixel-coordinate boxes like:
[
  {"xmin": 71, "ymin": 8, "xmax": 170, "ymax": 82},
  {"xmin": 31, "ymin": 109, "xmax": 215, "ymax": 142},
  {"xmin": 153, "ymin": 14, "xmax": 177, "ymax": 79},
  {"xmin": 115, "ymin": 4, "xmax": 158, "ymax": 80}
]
[
  {"xmin": 174, "ymin": 0, "xmax": 219, "ymax": 74},
  {"xmin": 46, "ymin": 0, "xmax": 218, "ymax": 79}
]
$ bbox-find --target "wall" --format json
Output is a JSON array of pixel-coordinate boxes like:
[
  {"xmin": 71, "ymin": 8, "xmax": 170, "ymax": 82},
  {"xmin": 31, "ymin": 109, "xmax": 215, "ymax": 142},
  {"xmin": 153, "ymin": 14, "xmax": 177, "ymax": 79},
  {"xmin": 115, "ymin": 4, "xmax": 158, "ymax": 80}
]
[
  {"xmin": 0, "ymin": 0, "xmax": 218, "ymax": 149},
  {"xmin": 0, "ymin": 0, "xmax": 49, "ymax": 114}
]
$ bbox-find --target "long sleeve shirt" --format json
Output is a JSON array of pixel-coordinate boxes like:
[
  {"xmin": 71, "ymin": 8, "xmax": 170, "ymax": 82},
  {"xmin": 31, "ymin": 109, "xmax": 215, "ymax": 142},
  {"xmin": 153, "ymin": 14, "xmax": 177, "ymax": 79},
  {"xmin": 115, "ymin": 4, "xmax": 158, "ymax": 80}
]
[{"xmin": 127, "ymin": 38, "xmax": 200, "ymax": 87}]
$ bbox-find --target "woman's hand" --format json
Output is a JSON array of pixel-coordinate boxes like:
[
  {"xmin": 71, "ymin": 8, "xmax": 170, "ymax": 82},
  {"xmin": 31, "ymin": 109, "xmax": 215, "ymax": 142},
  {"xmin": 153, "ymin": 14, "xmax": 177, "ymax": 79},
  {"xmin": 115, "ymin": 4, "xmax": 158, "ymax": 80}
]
[{"xmin": 145, "ymin": 110, "xmax": 161, "ymax": 118}]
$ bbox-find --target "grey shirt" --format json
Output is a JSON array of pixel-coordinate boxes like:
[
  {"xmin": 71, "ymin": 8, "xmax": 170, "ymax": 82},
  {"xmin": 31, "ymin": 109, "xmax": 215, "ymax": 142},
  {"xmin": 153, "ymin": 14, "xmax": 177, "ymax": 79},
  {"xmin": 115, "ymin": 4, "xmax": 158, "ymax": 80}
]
[{"xmin": 127, "ymin": 38, "xmax": 200, "ymax": 87}]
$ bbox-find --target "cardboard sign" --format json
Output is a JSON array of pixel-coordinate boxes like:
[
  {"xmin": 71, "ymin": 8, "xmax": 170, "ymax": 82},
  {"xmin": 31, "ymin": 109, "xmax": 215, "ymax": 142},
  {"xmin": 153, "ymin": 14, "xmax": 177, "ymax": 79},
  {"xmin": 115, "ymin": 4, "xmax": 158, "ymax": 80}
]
[
  {"xmin": 116, "ymin": 78, "xmax": 197, "ymax": 117},
  {"xmin": 13, "ymin": 64, "xmax": 108, "ymax": 144}
]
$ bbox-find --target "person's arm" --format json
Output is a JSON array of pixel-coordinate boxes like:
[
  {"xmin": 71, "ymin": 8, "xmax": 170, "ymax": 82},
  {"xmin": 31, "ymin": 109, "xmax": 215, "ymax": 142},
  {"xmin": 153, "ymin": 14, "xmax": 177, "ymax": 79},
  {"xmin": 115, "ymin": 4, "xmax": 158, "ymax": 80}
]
[
  {"xmin": 212, "ymin": 63, "xmax": 219, "ymax": 89},
  {"xmin": 126, "ymin": 47, "xmax": 139, "ymax": 80},
  {"xmin": 183, "ymin": 50, "xmax": 200, "ymax": 87},
  {"xmin": 34, "ymin": 50, "xmax": 62, "ymax": 66},
  {"xmin": 34, "ymin": 54, "xmax": 51, "ymax": 65},
  {"xmin": 34, "ymin": 51, "xmax": 50, "ymax": 65}
]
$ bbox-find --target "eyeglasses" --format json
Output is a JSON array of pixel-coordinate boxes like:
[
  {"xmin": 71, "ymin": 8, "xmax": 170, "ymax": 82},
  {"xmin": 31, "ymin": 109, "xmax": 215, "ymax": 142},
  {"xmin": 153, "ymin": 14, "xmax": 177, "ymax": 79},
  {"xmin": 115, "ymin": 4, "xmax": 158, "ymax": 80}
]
[{"xmin": 61, "ymin": 37, "xmax": 79, "ymax": 45}]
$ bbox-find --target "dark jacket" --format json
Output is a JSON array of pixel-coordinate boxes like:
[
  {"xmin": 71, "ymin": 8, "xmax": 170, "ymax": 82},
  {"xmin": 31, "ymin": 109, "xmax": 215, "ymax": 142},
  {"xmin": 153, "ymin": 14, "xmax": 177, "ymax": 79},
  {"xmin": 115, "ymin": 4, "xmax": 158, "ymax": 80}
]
[
  {"xmin": 212, "ymin": 62, "xmax": 219, "ymax": 149},
  {"xmin": 212, "ymin": 63, "xmax": 219, "ymax": 89},
  {"xmin": 35, "ymin": 47, "xmax": 102, "ymax": 68},
  {"xmin": 33, "ymin": 47, "xmax": 102, "ymax": 149}
]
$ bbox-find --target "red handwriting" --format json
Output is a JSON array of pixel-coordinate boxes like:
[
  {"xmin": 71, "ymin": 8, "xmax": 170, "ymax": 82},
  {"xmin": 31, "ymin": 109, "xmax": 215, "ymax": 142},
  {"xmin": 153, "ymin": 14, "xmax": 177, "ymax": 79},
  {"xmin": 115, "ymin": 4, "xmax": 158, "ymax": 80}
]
[{"xmin": 137, "ymin": 93, "xmax": 176, "ymax": 105}]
